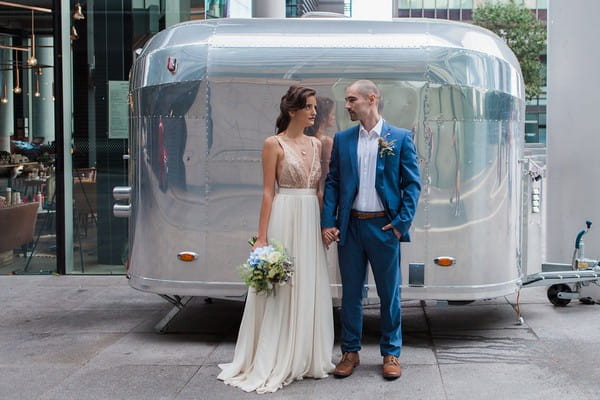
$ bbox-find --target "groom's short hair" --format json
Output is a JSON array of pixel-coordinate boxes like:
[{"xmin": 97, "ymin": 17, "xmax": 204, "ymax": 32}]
[
  {"xmin": 350, "ymin": 80, "xmax": 380, "ymax": 99},
  {"xmin": 350, "ymin": 80, "xmax": 382, "ymax": 111}
]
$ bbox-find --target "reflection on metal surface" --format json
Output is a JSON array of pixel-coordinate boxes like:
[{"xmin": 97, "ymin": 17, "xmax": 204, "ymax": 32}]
[
  {"xmin": 126, "ymin": 19, "xmax": 526, "ymax": 301},
  {"xmin": 113, "ymin": 186, "xmax": 132, "ymax": 201},
  {"xmin": 113, "ymin": 204, "xmax": 131, "ymax": 218},
  {"xmin": 167, "ymin": 56, "xmax": 177, "ymax": 73}
]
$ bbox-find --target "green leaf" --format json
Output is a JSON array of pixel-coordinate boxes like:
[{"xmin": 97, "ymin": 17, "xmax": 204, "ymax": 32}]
[{"xmin": 473, "ymin": 0, "xmax": 546, "ymax": 100}]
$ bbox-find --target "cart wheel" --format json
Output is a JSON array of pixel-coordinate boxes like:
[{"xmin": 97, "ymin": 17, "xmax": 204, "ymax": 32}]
[{"xmin": 547, "ymin": 284, "xmax": 572, "ymax": 306}]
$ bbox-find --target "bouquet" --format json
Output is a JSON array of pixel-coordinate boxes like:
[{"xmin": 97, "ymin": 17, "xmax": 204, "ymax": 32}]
[{"xmin": 238, "ymin": 237, "xmax": 294, "ymax": 295}]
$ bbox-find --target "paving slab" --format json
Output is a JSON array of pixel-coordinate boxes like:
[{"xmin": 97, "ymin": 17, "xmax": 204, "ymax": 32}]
[
  {"xmin": 73, "ymin": 286, "xmax": 171, "ymax": 311},
  {"xmin": 89, "ymin": 333, "xmax": 219, "ymax": 367},
  {"xmin": 39, "ymin": 365, "xmax": 199, "ymax": 400},
  {"xmin": 0, "ymin": 332, "xmax": 123, "ymax": 365},
  {"xmin": 0, "ymin": 365, "xmax": 80, "ymax": 400},
  {"xmin": 1, "ymin": 276, "xmax": 600, "ymax": 399},
  {"xmin": 440, "ymin": 363, "xmax": 588, "ymax": 400}
]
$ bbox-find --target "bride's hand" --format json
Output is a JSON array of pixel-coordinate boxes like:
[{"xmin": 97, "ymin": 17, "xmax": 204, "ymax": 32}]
[
  {"xmin": 321, "ymin": 227, "xmax": 339, "ymax": 249},
  {"xmin": 252, "ymin": 238, "xmax": 268, "ymax": 250}
]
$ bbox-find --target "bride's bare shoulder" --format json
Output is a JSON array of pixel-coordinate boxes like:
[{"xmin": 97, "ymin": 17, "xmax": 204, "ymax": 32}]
[
  {"xmin": 263, "ymin": 135, "xmax": 284, "ymax": 154},
  {"xmin": 264, "ymin": 135, "xmax": 280, "ymax": 145}
]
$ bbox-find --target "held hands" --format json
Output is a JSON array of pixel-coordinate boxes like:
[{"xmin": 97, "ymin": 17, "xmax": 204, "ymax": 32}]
[
  {"xmin": 321, "ymin": 227, "xmax": 340, "ymax": 249},
  {"xmin": 382, "ymin": 223, "xmax": 402, "ymax": 240}
]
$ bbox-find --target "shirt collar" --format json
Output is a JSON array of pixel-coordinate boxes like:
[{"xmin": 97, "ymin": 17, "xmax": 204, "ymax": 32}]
[{"xmin": 359, "ymin": 118, "xmax": 384, "ymax": 139}]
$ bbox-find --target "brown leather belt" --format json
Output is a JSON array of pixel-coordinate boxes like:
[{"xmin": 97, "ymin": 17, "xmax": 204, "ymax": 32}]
[{"xmin": 351, "ymin": 210, "xmax": 387, "ymax": 219}]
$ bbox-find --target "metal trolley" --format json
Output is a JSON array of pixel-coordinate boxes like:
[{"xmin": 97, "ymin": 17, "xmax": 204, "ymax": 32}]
[{"xmin": 523, "ymin": 221, "xmax": 600, "ymax": 306}]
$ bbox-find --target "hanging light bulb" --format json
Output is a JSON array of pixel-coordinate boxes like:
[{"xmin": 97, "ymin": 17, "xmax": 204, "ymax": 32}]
[
  {"xmin": 1, "ymin": 82, "xmax": 8, "ymax": 104},
  {"xmin": 72, "ymin": 3, "xmax": 85, "ymax": 20},
  {"xmin": 34, "ymin": 73, "xmax": 40, "ymax": 97},
  {"xmin": 27, "ymin": 10, "xmax": 38, "ymax": 66},
  {"xmin": 13, "ymin": 52, "xmax": 22, "ymax": 94},
  {"xmin": 52, "ymin": 81, "xmax": 55, "ymax": 102}
]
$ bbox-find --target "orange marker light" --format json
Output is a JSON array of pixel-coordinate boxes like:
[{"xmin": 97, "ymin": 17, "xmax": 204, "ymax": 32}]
[
  {"xmin": 177, "ymin": 252, "xmax": 198, "ymax": 262},
  {"xmin": 434, "ymin": 257, "xmax": 456, "ymax": 267}
]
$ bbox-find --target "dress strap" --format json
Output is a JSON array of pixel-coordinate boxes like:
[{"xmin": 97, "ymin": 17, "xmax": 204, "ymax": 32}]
[
  {"xmin": 308, "ymin": 137, "xmax": 318, "ymax": 188},
  {"xmin": 274, "ymin": 135, "xmax": 285, "ymax": 150}
]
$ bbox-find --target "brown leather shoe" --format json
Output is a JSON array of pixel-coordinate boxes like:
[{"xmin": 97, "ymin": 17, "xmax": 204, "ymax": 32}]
[
  {"xmin": 382, "ymin": 355, "xmax": 402, "ymax": 380},
  {"xmin": 334, "ymin": 352, "xmax": 360, "ymax": 378}
]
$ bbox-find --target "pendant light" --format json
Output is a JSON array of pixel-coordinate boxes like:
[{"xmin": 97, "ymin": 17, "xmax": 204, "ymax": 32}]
[
  {"xmin": 13, "ymin": 51, "xmax": 22, "ymax": 94},
  {"xmin": 27, "ymin": 10, "xmax": 37, "ymax": 66},
  {"xmin": 1, "ymin": 81, "xmax": 8, "ymax": 104},
  {"xmin": 34, "ymin": 71, "xmax": 40, "ymax": 97}
]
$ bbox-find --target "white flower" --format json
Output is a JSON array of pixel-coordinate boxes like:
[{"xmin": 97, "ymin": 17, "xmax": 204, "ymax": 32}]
[{"xmin": 265, "ymin": 251, "xmax": 282, "ymax": 264}]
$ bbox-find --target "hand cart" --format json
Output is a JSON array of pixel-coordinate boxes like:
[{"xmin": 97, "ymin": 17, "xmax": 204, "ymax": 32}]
[{"xmin": 522, "ymin": 220, "xmax": 600, "ymax": 306}]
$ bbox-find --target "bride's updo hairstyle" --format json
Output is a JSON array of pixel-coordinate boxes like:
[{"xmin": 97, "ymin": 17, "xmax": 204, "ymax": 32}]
[{"xmin": 275, "ymin": 85, "xmax": 317, "ymax": 134}]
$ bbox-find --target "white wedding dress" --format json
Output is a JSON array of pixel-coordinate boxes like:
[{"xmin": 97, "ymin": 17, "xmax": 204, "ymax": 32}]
[{"xmin": 218, "ymin": 135, "xmax": 335, "ymax": 393}]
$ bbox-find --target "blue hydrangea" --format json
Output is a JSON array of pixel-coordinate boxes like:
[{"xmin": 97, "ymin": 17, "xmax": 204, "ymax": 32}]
[{"xmin": 247, "ymin": 245, "xmax": 274, "ymax": 268}]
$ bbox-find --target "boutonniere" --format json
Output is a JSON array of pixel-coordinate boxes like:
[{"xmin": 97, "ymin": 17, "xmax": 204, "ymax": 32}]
[{"xmin": 378, "ymin": 135, "xmax": 396, "ymax": 158}]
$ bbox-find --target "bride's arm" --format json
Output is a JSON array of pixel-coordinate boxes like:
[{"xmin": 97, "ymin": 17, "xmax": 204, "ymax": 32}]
[{"xmin": 254, "ymin": 137, "xmax": 279, "ymax": 249}]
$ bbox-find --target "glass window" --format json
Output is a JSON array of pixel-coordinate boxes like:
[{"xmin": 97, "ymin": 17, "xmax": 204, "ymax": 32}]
[
  {"xmin": 0, "ymin": 10, "xmax": 57, "ymax": 275},
  {"xmin": 525, "ymin": 114, "xmax": 539, "ymax": 143},
  {"xmin": 70, "ymin": 3, "xmax": 131, "ymax": 274},
  {"xmin": 537, "ymin": 0, "xmax": 548, "ymax": 9},
  {"xmin": 344, "ymin": 0, "xmax": 352, "ymax": 17},
  {"xmin": 409, "ymin": 0, "xmax": 424, "ymax": 8},
  {"xmin": 207, "ymin": 0, "xmax": 227, "ymax": 18},
  {"xmin": 538, "ymin": 113, "xmax": 546, "ymax": 126},
  {"xmin": 437, "ymin": 0, "xmax": 449, "ymax": 9},
  {"xmin": 423, "ymin": 0, "xmax": 436, "ymax": 8},
  {"xmin": 538, "ymin": 127, "xmax": 546, "ymax": 145},
  {"xmin": 461, "ymin": 0, "xmax": 473, "ymax": 9},
  {"xmin": 449, "ymin": 9, "xmax": 461, "ymax": 19},
  {"xmin": 449, "ymin": 0, "xmax": 463, "ymax": 8},
  {"xmin": 286, "ymin": 0, "xmax": 299, "ymax": 17}
]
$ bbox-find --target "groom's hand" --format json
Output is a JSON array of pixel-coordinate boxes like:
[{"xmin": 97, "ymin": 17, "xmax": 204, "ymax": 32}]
[
  {"xmin": 382, "ymin": 224, "xmax": 402, "ymax": 240},
  {"xmin": 321, "ymin": 227, "xmax": 340, "ymax": 249}
]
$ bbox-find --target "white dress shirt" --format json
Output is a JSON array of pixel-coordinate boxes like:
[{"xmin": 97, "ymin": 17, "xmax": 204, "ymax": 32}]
[{"xmin": 352, "ymin": 118, "xmax": 385, "ymax": 212}]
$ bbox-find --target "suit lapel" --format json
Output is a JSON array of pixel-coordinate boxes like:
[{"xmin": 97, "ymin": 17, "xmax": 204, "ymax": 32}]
[{"xmin": 349, "ymin": 126, "xmax": 360, "ymax": 187}]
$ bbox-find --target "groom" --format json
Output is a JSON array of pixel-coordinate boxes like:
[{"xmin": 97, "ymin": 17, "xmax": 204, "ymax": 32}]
[{"xmin": 321, "ymin": 80, "xmax": 421, "ymax": 380}]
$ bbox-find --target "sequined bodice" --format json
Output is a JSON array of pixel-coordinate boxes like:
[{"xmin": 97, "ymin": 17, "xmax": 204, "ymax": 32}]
[{"xmin": 276, "ymin": 136, "xmax": 321, "ymax": 189}]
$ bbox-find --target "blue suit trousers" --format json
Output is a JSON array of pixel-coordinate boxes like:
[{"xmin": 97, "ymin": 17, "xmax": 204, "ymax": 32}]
[{"xmin": 337, "ymin": 214, "xmax": 402, "ymax": 357}]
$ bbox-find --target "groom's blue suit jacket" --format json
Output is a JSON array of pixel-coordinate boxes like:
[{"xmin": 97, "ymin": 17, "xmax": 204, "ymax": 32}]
[{"xmin": 322, "ymin": 121, "xmax": 421, "ymax": 246}]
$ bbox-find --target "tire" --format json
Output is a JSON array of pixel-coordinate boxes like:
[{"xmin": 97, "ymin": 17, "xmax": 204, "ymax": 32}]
[{"xmin": 547, "ymin": 284, "xmax": 572, "ymax": 306}]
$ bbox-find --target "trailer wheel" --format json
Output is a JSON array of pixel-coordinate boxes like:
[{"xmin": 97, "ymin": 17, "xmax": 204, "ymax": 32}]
[{"xmin": 547, "ymin": 284, "xmax": 572, "ymax": 306}]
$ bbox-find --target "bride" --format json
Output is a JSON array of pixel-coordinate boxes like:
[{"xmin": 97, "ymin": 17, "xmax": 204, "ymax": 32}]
[{"xmin": 217, "ymin": 85, "xmax": 335, "ymax": 393}]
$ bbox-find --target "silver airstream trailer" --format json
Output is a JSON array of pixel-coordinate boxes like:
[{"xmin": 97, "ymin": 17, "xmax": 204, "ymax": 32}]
[{"xmin": 115, "ymin": 18, "xmax": 527, "ymax": 312}]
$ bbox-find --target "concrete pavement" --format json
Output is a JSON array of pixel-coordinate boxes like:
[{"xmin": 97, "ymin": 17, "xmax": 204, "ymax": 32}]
[{"xmin": 1, "ymin": 275, "xmax": 599, "ymax": 400}]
